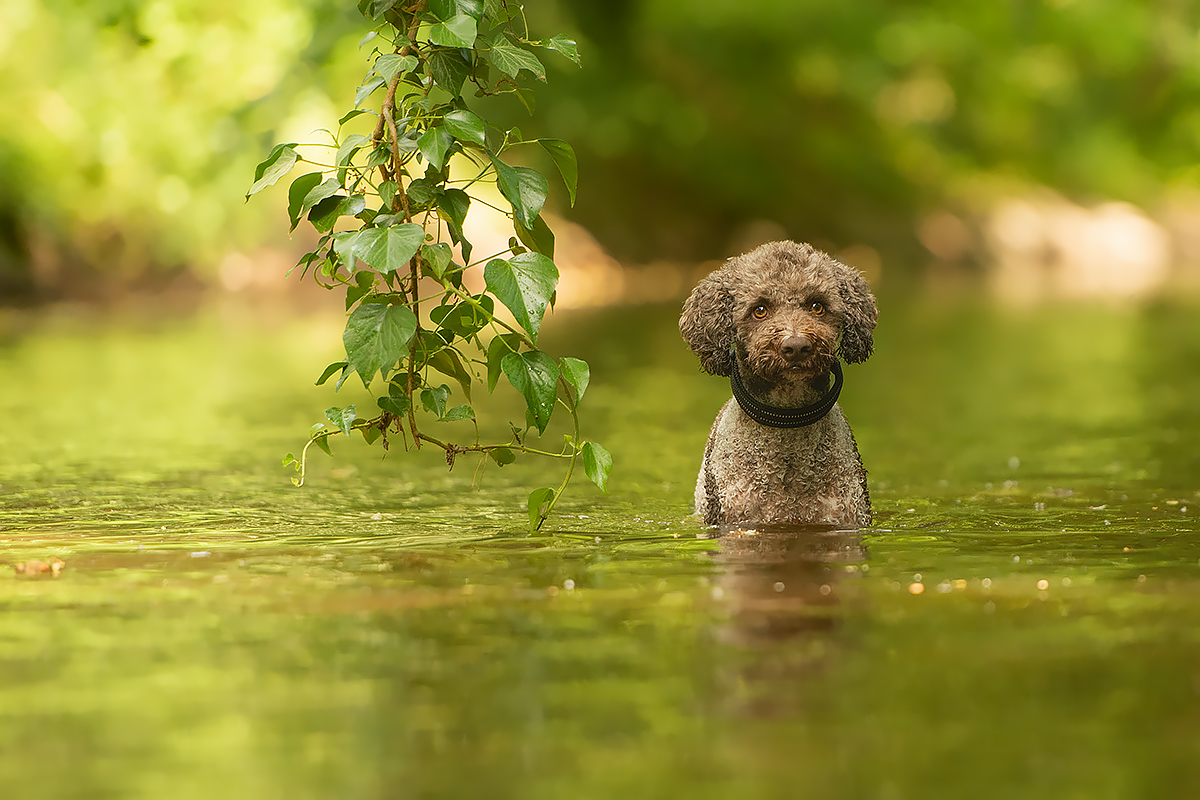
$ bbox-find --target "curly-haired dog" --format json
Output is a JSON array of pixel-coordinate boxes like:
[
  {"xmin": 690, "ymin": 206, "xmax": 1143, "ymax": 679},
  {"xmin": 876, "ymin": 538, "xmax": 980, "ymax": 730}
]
[{"xmin": 680, "ymin": 241, "xmax": 878, "ymax": 528}]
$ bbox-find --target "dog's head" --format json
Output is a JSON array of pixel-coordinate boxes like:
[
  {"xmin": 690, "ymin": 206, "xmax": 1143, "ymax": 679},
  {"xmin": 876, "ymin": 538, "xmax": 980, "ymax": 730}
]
[{"xmin": 679, "ymin": 241, "xmax": 878, "ymax": 381}]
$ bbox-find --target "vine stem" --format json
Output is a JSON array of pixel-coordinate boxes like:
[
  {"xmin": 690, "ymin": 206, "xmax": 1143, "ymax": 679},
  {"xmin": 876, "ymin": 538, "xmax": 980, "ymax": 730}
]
[{"xmin": 534, "ymin": 380, "xmax": 583, "ymax": 531}]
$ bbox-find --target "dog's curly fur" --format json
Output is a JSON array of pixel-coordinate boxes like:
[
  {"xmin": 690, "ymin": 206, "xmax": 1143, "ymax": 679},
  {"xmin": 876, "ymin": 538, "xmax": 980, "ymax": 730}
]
[{"xmin": 679, "ymin": 241, "xmax": 878, "ymax": 528}]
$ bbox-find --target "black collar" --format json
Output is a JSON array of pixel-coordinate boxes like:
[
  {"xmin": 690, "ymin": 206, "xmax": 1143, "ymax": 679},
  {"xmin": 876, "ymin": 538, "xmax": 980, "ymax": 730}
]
[{"xmin": 729, "ymin": 358, "xmax": 843, "ymax": 428}]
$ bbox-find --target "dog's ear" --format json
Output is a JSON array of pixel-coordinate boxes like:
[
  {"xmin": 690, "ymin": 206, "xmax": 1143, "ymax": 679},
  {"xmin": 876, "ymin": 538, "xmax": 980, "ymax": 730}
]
[
  {"xmin": 835, "ymin": 263, "xmax": 878, "ymax": 364},
  {"xmin": 680, "ymin": 267, "xmax": 736, "ymax": 376}
]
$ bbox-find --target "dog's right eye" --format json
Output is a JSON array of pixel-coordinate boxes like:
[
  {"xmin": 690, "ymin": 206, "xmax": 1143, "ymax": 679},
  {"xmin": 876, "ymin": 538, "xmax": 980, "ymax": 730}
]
[{"xmin": 752, "ymin": 304, "xmax": 768, "ymax": 319}]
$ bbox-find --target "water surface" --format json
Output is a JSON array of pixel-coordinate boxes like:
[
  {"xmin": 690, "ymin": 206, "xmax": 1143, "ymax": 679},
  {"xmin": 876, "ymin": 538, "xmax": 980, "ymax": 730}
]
[{"xmin": 1, "ymin": 298, "xmax": 1198, "ymax": 799}]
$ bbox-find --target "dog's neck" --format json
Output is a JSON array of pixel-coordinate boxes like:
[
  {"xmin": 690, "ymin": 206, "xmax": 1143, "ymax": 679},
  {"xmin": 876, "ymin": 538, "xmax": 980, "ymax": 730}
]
[{"xmin": 730, "ymin": 358, "xmax": 843, "ymax": 428}]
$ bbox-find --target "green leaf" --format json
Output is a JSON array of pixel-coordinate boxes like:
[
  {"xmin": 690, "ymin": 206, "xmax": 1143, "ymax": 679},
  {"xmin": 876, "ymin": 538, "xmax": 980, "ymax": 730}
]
[
  {"xmin": 421, "ymin": 385, "xmax": 451, "ymax": 418},
  {"xmin": 429, "ymin": 48, "xmax": 470, "ymax": 95},
  {"xmin": 484, "ymin": 253, "xmax": 559, "ymax": 343},
  {"xmin": 491, "ymin": 157, "xmax": 548, "ymax": 229},
  {"xmin": 316, "ymin": 361, "xmax": 350, "ymax": 386},
  {"xmin": 541, "ymin": 34, "xmax": 580, "ymax": 66},
  {"xmin": 421, "ymin": 243, "xmax": 453, "ymax": 279},
  {"xmin": 287, "ymin": 173, "xmax": 323, "ymax": 230},
  {"xmin": 456, "ymin": 0, "xmax": 484, "ymax": 20},
  {"xmin": 344, "ymin": 301, "xmax": 419, "ymax": 386},
  {"xmin": 581, "ymin": 442, "xmax": 613, "ymax": 493},
  {"xmin": 442, "ymin": 404, "xmax": 476, "ymax": 422},
  {"xmin": 488, "ymin": 447, "xmax": 516, "ymax": 466},
  {"xmin": 339, "ymin": 109, "xmax": 371, "ymax": 126},
  {"xmin": 443, "ymin": 109, "xmax": 487, "ymax": 147},
  {"xmin": 325, "ymin": 405, "xmax": 357, "ymax": 437},
  {"xmin": 438, "ymin": 189, "xmax": 472, "ymax": 262},
  {"xmin": 247, "ymin": 144, "xmax": 299, "ymax": 198},
  {"xmin": 514, "ymin": 214, "xmax": 555, "ymax": 258},
  {"xmin": 430, "ymin": 14, "xmax": 477, "ymax": 48},
  {"xmin": 486, "ymin": 37, "xmax": 546, "ymax": 81},
  {"xmin": 377, "ymin": 391, "xmax": 411, "ymax": 417},
  {"xmin": 428, "ymin": 347, "xmax": 473, "ymax": 400},
  {"xmin": 428, "ymin": 0, "xmax": 455, "ymax": 20},
  {"xmin": 345, "ymin": 271, "xmax": 375, "ymax": 310},
  {"xmin": 309, "ymin": 194, "xmax": 368, "ymax": 234},
  {"xmin": 374, "ymin": 53, "xmax": 418, "ymax": 81},
  {"xmin": 282, "ymin": 452, "xmax": 297, "ymax": 467},
  {"xmin": 502, "ymin": 350, "xmax": 559, "ymax": 434},
  {"xmin": 299, "ymin": 177, "xmax": 342, "ymax": 226},
  {"xmin": 538, "ymin": 139, "xmax": 578, "ymax": 207},
  {"xmin": 379, "ymin": 180, "xmax": 398, "ymax": 210},
  {"xmin": 355, "ymin": 75, "xmax": 387, "ymax": 106},
  {"xmin": 313, "ymin": 434, "xmax": 333, "ymax": 457},
  {"xmin": 527, "ymin": 487, "xmax": 556, "ymax": 532},
  {"xmin": 337, "ymin": 134, "xmax": 371, "ymax": 168},
  {"xmin": 418, "ymin": 127, "xmax": 454, "ymax": 171},
  {"xmin": 487, "ymin": 333, "xmax": 522, "ymax": 392},
  {"xmin": 558, "ymin": 357, "xmax": 590, "ymax": 403},
  {"xmin": 361, "ymin": 425, "xmax": 381, "ymax": 445},
  {"xmin": 354, "ymin": 224, "xmax": 425, "ymax": 274}
]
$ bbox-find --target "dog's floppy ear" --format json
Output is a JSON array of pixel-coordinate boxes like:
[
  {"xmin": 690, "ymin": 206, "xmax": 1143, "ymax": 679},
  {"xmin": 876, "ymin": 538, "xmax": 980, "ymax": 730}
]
[
  {"xmin": 680, "ymin": 267, "xmax": 736, "ymax": 376},
  {"xmin": 835, "ymin": 263, "xmax": 878, "ymax": 364}
]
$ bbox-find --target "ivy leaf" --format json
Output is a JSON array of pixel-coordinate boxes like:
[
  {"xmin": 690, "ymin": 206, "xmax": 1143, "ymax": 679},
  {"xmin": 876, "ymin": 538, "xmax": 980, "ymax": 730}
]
[
  {"xmin": 527, "ymin": 486, "xmax": 556, "ymax": 532},
  {"xmin": 354, "ymin": 223, "xmax": 425, "ymax": 274},
  {"xmin": 430, "ymin": 14, "xmax": 477, "ymax": 48},
  {"xmin": 558, "ymin": 357, "xmax": 590, "ymax": 403},
  {"xmin": 438, "ymin": 189, "xmax": 472, "ymax": 262},
  {"xmin": 538, "ymin": 139, "xmax": 578, "ymax": 207},
  {"xmin": 486, "ymin": 37, "xmax": 546, "ymax": 81},
  {"xmin": 502, "ymin": 350, "xmax": 559, "ymax": 434},
  {"xmin": 287, "ymin": 173, "xmax": 323, "ymax": 230},
  {"xmin": 374, "ymin": 53, "xmax": 418, "ymax": 82},
  {"xmin": 421, "ymin": 243, "xmax": 453, "ymax": 279},
  {"xmin": 355, "ymin": 75, "xmax": 387, "ymax": 107},
  {"xmin": 343, "ymin": 301, "xmax": 419, "ymax": 386},
  {"xmin": 421, "ymin": 385, "xmax": 451, "ymax": 418},
  {"xmin": 428, "ymin": 347, "xmax": 473, "ymax": 400},
  {"xmin": 316, "ymin": 361, "xmax": 350, "ymax": 386},
  {"xmin": 429, "ymin": 48, "xmax": 470, "ymax": 95},
  {"xmin": 488, "ymin": 447, "xmax": 516, "ymax": 466},
  {"xmin": 487, "ymin": 333, "xmax": 522, "ymax": 393},
  {"xmin": 309, "ymin": 194, "xmax": 367, "ymax": 234},
  {"xmin": 325, "ymin": 405, "xmax": 358, "ymax": 437},
  {"xmin": 490, "ymin": 156, "xmax": 548, "ymax": 229},
  {"xmin": 443, "ymin": 404, "xmax": 476, "ymax": 422},
  {"xmin": 345, "ymin": 270, "xmax": 375, "ymax": 310},
  {"xmin": 581, "ymin": 441, "xmax": 613, "ymax": 493},
  {"xmin": 337, "ymin": 134, "xmax": 371, "ymax": 168},
  {"xmin": 443, "ymin": 109, "xmax": 487, "ymax": 147},
  {"xmin": 540, "ymin": 34, "xmax": 580, "ymax": 66},
  {"xmin": 377, "ymin": 386, "xmax": 411, "ymax": 417},
  {"xmin": 418, "ymin": 127, "xmax": 454, "ymax": 171},
  {"xmin": 298, "ymin": 178, "xmax": 342, "ymax": 228},
  {"xmin": 514, "ymin": 214, "xmax": 554, "ymax": 258},
  {"xmin": 246, "ymin": 143, "xmax": 298, "ymax": 199},
  {"xmin": 484, "ymin": 253, "xmax": 559, "ymax": 343}
]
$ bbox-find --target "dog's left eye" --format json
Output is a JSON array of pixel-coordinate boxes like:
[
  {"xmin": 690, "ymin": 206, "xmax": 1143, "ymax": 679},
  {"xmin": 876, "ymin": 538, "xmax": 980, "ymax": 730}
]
[
  {"xmin": 809, "ymin": 301, "xmax": 826, "ymax": 316},
  {"xmin": 752, "ymin": 304, "xmax": 768, "ymax": 319}
]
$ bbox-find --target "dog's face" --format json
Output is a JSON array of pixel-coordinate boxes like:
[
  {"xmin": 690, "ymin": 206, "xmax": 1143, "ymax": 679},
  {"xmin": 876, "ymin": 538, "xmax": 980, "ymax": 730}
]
[{"xmin": 679, "ymin": 241, "xmax": 878, "ymax": 384}]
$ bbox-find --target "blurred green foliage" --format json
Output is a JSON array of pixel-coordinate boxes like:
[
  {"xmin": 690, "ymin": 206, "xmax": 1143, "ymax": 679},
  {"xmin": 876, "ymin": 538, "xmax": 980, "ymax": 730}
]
[{"xmin": 2, "ymin": 0, "xmax": 1199, "ymax": 296}]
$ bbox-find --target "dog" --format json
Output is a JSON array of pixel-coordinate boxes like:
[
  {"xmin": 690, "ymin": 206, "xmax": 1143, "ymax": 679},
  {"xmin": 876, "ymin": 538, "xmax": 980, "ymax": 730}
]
[{"xmin": 679, "ymin": 241, "xmax": 878, "ymax": 528}]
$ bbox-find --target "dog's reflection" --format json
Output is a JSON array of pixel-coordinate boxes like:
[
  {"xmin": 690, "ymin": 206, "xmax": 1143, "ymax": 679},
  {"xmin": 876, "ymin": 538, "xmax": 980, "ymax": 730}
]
[{"xmin": 710, "ymin": 525, "xmax": 866, "ymax": 646}]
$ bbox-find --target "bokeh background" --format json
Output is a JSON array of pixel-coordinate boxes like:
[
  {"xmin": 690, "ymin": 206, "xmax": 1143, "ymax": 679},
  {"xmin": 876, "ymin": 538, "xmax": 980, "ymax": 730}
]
[{"xmin": 3, "ymin": 0, "xmax": 1200, "ymax": 309}]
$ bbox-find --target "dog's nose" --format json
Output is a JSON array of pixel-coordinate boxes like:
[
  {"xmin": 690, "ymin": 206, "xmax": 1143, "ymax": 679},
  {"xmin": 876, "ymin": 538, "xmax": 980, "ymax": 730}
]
[{"xmin": 780, "ymin": 334, "xmax": 813, "ymax": 362}]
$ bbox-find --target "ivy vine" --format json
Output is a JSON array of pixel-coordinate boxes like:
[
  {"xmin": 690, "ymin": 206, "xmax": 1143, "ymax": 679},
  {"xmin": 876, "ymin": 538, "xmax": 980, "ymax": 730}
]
[{"xmin": 248, "ymin": 0, "xmax": 611, "ymax": 532}]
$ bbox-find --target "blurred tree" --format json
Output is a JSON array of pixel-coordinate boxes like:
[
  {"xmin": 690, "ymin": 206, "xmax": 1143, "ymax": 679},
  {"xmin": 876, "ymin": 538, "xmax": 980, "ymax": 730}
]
[{"xmin": 2, "ymin": 0, "xmax": 1199, "ymax": 298}]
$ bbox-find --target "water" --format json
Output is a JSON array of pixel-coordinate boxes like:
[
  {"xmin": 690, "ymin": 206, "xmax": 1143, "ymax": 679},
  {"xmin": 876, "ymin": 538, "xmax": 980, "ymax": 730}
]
[{"xmin": 1, "ymin": 297, "xmax": 1199, "ymax": 799}]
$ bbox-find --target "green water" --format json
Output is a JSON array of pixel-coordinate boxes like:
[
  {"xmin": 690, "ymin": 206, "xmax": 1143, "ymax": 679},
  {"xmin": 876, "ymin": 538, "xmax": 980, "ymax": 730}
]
[{"xmin": 1, "ymin": 298, "xmax": 1199, "ymax": 799}]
